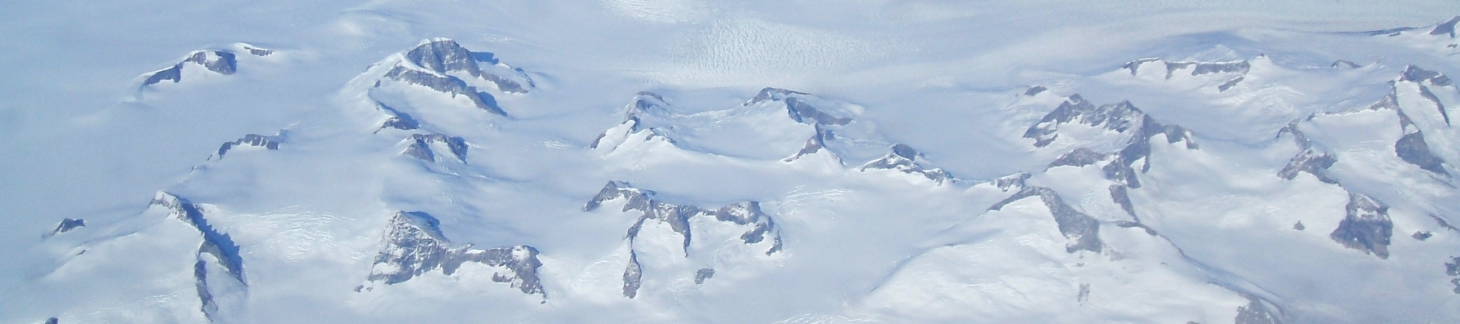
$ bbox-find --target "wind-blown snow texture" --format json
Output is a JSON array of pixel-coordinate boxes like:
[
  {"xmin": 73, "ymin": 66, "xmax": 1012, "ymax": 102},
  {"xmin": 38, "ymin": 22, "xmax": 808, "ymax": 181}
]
[{"xmin": 3, "ymin": 1, "xmax": 1460, "ymax": 323}]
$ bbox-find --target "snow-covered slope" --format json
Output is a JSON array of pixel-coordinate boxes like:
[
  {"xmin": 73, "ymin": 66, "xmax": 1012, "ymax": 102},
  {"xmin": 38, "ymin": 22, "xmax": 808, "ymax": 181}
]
[{"xmin": 4, "ymin": 2, "xmax": 1460, "ymax": 323}]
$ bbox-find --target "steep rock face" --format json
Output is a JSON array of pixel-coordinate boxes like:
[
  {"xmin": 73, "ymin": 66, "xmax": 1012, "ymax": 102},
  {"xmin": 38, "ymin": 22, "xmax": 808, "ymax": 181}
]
[
  {"xmin": 373, "ymin": 38, "xmax": 535, "ymax": 117},
  {"xmin": 1027, "ymin": 95, "xmax": 1196, "ymax": 188},
  {"xmin": 749, "ymin": 87, "xmax": 875, "ymax": 163},
  {"xmin": 382, "ymin": 67, "xmax": 505, "ymax": 116},
  {"xmin": 44, "ymin": 218, "xmax": 85, "ymax": 238},
  {"xmin": 141, "ymin": 50, "xmax": 238, "ymax": 87},
  {"xmin": 622, "ymin": 251, "xmax": 643, "ymax": 298},
  {"xmin": 400, "ymin": 133, "xmax": 468, "ymax": 163},
  {"xmin": 584, "ymin": 181, "xmax": 783, "ymax": 255},
  {"xmin": 858, "ymin": 144, "xmax": 953, "ymax": 184},
  {"xmin": 988, "ymin": 179, "xmax": 1103, "ymax": 253},
  {"xmin": 1121, "ymin": 57, "xmax": 1250, "ymax": 91},
  {"xmin": 1432, "ymin": 16, "xmax": 1460, "ymax": 38},
  {"xmin": 363, "ymin": 211, "xmax": 545, "ymax": 297},
  {"xmin": 589, "ymin": 92, "xmax": 675, "ymax": 151},
  {"xmin": 1276, "ymin": 124, "xmax": 1338, "ymax": 184},
  {"xmin": 403, "ymin": 38, "xmax": 533, "ymax": 94},
  {"xmin": 213, "ymin": 132, "xmax": 284, "ymax": 160},
  {"xmin": 372, "ymin": 101, "xmax": 420, "ymax": 133},
  {"xmin": 590, "ymin": 88, "xmax": 881, "ymax": 163},
  {"xmin": 1399, "ymin": 65, "xmax": 1453, "ymax": 127},
  {"xmin": 1330, "ymin": 193, "xmax": 1394, "ymax": 259},
  {"xmin": 1367, "ymin": 91, "xmax": 1450, "ymax": 176},
  {"xmin": 150, "ymin": 192, "xmax": 245, "ymax": 321},
  {"xmin": 584, "ymin": 181, "xmax": 783, "ymax": 298}
]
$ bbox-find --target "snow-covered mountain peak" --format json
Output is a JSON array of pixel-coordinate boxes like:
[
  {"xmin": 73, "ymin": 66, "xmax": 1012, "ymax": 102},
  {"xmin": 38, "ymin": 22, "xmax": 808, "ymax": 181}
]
[
  {"xmin": 859, "ymin": 144, "xmax": 954, "ymax": 184},
  {"xmin": 363, "ymin": 211, "xmax": 546, "ymax": 298}
]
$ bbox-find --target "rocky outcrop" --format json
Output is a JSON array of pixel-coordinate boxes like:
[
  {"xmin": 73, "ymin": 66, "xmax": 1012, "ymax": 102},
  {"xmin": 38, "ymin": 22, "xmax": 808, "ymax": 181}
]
[
  {"xmin": 988, "ymin": 181, "xmax": 1102, "ymax": 253},
  {"xmin": 363, "ymin": 211, "xmax": 545, "ymax": 297},
  {"xmin": 403, "ymin": 38, "xmax": 533, "ymax": 94},
  {"xmin": 141, "ymin": 50, "xmax": 238, "ymax": 87},
  {"xmin": 622, "ymin": 251, "xmax": 642, "ymax": 298},
  {"xmin": 1431, "ymin": 16, "xmax": 1460, "ymax": 38},
  {"xmin": 383, "ymin": 67, "xmax": 505, "ymax": 116},
  {"xmin": 1367, "ymin": 92, "xmax": 1449, "ymax": 176},
  {"xmin": 44, "ymin": 218, "xmax": 85, "ymax": 238},
  {"xmin": 859, "ymin": 144, "xmax": 953, "ymax": 184},
  {"xmin": 1276, "ymin": 123, "xmax": 1339, "ymax": 184},
  {"xmin": 1235, "ymin": 296, "xmax": 1284, "ymax": 324},
  {"xmin": 585, "ymin": 181, "xmax": 783, "ymax": 255},
  {"xmin": 1446, "ymin": 256, "xmax": 1460, "ymax": 294},
  {"xmin": 372, "ymin": 101, "xmax": 420, "ymax": 133},
  {"xmin": 401, "ymin": 133, "xmax": 468, "ymax": 163},
  {"xmin": 374, "ymin": 38, "xmax": 536, "ymax": 117},
  {"xmin": 1330, "ymin": 193, "xmax": 1394, "ymax": 259},
  {"xmin": 585, "ymin": 181, "xmax": 782, "ymax": 298},
  {"xmin": 213, "ymin": 132, "xmax": 284, "ymax": 160},
  {"xmin": 150, "ymin": 192, "xmax": 245, "ymax": 322},
  {"xmin": 694, "ymin": 268, "xmax": 715, "ymax": 284},
  {"xmin": 1122, "ymin": 58, "xmax": 1250, "ymax": 78},
  {"xmin": 1028, "ymin": 95, "xmax": 1196, "ymax": 188},
  {"xmin": 589, "ymin": 92, "xmax": 675, "ymax": 150}
]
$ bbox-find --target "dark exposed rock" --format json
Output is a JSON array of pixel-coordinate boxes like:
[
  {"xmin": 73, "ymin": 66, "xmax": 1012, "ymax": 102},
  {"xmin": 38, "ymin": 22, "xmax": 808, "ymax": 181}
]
[
  {"xmin": 694, "ymin": 268, "xmax": 715, "ymax": 284},
  {"xmin": 785, "ymin": 97, "xmax": 851, "ymax": 126},
  {"xmin": 1049, "ymin": 148, "xmax": 1108, "ymax": 168},
  {"xmin": 1122, "ymin": 58, "xmax": 1250, "ymax": 79},
  {"xmin": 1413, "ymin": 231, "xmax": 1433, "ymax": 240},
  {"xmin": 1331, "ymin": 60, "xmax": 1361, "ymax": 69},
  {"xmin": 748, "ymin": 87, "xmax": 852, "ymax": 126},
  {"xmin": 365, "ymin": 211, "xmax": 545, "ymax": 297},
  {"xmin": 1109, "ymin": 185, "xmax": 1139, "ymax": 222},
  {"xmin": 1329, "ymin": 192, "xmax": 1393, "ymax": 259},
  {"xmin": 1024, "ymin": 96, "xmax": 1195, "ymax": 175},
  {"xmin": 150, "ymin": 192, "xmax": 245, "ymax": 321},
  {"xmin": 989, "ymin": 185, "xmax": 1102, "ymax": 253},
  {"xmin": 43, "ymin": 317, "xmax": 58, "ymax": 324},
  {"xmin": 141, "ymin": 50, "xmax": 238, "ymax": 86},
  {"xmin": 239, "ymin": 44, "xmax": 272, "ymax": 56},
  {"xmin": 584, "ymin": 181, "xmax": 783, "ymax": 256},
  {"xmin": 45, "ymin": 218, "xmax": 85, "ymax": 237},
  {"xmin": 859, "ymin": 144, "xmax": 953, "ymax": 184},
  {"xmin": 1023, "ymin": 95, "xmax": 1098, "ymax": 147},
  {"xmin": 1024, "ymin": 85, "xmax": 1048, "ymax": 96},
  {"xmin": 623, "ymin": 251, "xmax": 642, "ymax": 298},
  {"xmin": 1396, "ymin": 132, "xmax": 1449, "ymax": 175},
  {"xmin": 783, "ymin": 124, "xmax": 838, "ymax": 164},
  {"xmin": 404, "ymin": 38, "xmax": 531, "ymax": 94},
  {"xmin": 586, "ymin": 181, "xmax": 782, "ymax": 299},
  {"xmin": 1293, "ymin": 221, "xmax": 1306, "ymax": 231},
  {"xmin": 1365, "ymin": 93, "xmax": 1450, "ymax": 176},
  {"xmin": 214, "ymin": 132, "xmax": 283, "ymax": 160},
  {"xmin": 1276, "ymin": 124, "xmax": 1338, "ymax": 184},
  {"xmin": 1399, "ymin": 65, "xmax": 1452, "ymax": 126},
  {"xmin": 747, "ymin": 87, "xmax": 810, "ymax": 105},
  {"xmin": 383, "ymin": 66, "xmax": 506, "ymax": 116},
  {"xmin": 1446, "ymin": 257, "xmax": 1460, "ymax": 294},
  {"xmin": 1431, "ymin": 16, "xmax": 1460, "ymax": 38},
  {"xmin": 373, "ymin": 101, "xmax": 420, "ymax": 132},
  {"xmin": 1218, "ymin": 76, "xmax": 1244, "ymax": 92},
  {"xmin": 1235, "ymin": 296, "xmax": 1283, "ymax": 324},
  {"xmin": 401, "ymin": 133, "xmax": 468, "ymax": 163},
  {"xmin": 590, "ymin": 92, "xmax": 674, "ymax": 150},
  {"xmin": 994, "ymin": 172, "xmax": 1031, "ymax": 191}
]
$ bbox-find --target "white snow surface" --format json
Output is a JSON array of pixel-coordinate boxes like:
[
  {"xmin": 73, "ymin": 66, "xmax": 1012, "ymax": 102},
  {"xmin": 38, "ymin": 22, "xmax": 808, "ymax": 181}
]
[{"xmin": 3, "ymin": 1, "xmax": 1460, "ymax": 323}]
